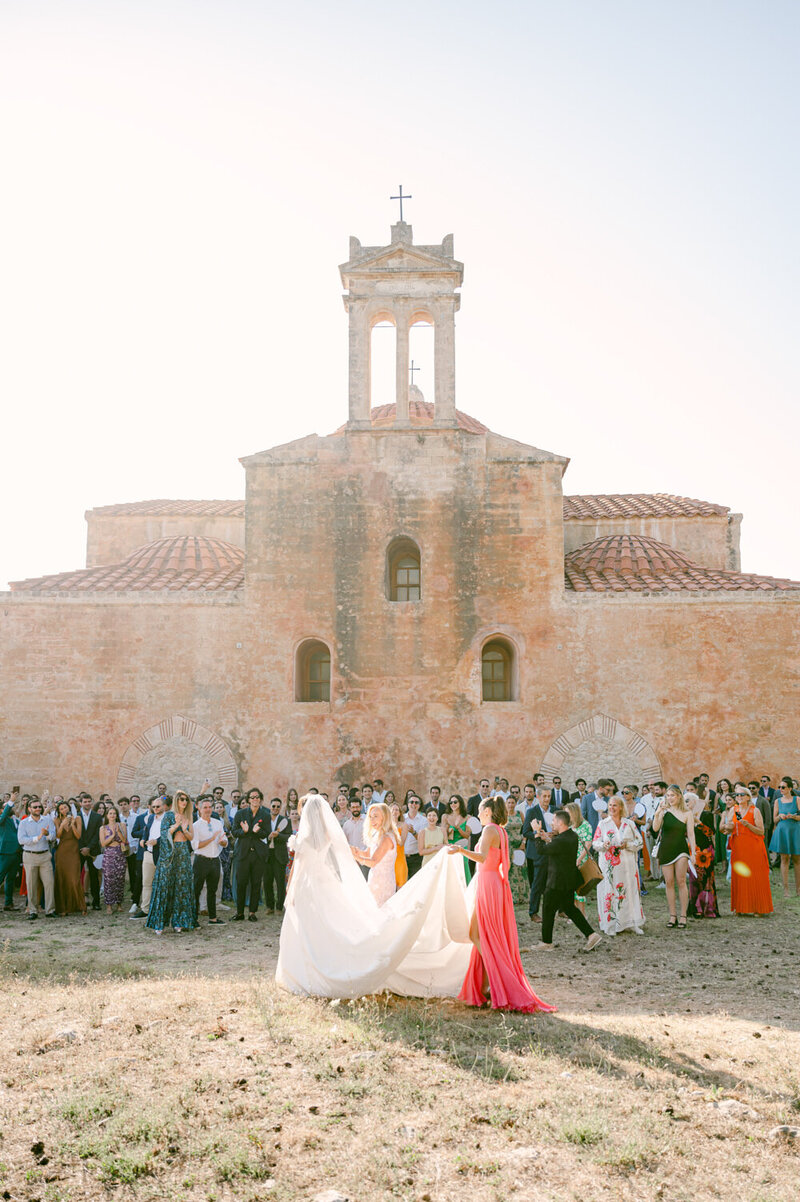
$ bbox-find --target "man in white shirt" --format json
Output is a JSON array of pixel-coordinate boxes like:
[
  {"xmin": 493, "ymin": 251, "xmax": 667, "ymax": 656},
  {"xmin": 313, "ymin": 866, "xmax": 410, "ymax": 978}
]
[
  {"xmin": 342, "ymin": 800, "xmax": 366, "ymax": 852},
  {"xmin": 371, "ymin": 779, "xmax": 387, "ymax": 805},
  {"xmin": 17, "ymin": 799, "xmax": 57, "ymax": 918},
  {"xmin": 361, "ymin": 784, "xmax": 375, "ymax": 812},
  {"xmin": 403, "ymin": 796, "xmax": 427, "ymax": 877},
  {"xmin": 191, "ymin": 798, "xmax": 228, "ymax": 924}
]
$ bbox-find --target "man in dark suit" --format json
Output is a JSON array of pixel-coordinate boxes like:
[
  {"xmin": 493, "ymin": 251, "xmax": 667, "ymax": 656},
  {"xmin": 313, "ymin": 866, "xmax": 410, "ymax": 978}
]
[
  {"xmin": 231, "ymin": 788, "xmax": 271, "ymax": 921},
  {"xmin": 521, "ymin": 786, "xmax": 552, "ymax": 923},
  {"xmin": 264, "ymin": 797, "xmax": 291, "ymax": 913},
  {"xmin": 467, "ymin": 779, "xmax": 492, "ymax": 848},
  {"xmin": 533, "ymin": 809, "xmax": 602, "ymax": 951},
  {"xmin": 570, "ymin": 778, "xmax": 587, "ymax": 803},
  {"xmin": 550, "ymin": 776, "xmax": 568, "ymax": 808},
  {"xmin": 77, "ymin": 793, "xmax": 103, "ymax": 910},
  {"xmin": 758, "ymin": 775, "xmax": 777, "ymax": 804}
]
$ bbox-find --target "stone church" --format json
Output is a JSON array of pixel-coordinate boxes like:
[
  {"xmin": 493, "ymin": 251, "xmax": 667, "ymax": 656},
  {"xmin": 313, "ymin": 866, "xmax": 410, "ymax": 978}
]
[{"xmin": 3, "ymin": 221, "xmax": 799, "ymax": 798}]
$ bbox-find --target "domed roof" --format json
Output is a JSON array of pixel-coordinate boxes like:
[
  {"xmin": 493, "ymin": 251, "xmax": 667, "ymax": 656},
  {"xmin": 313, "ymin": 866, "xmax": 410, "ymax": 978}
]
[
  {"xmin": 333, "ymin": 391, "xmax": 488, "ymax": 435},
  {"xmin": 565, "ymin": 534, "xmax": 800, "ymax": 593},
  {"xmin": 10, "ymin": 536, "xmax": 244, "ymax": 594}
]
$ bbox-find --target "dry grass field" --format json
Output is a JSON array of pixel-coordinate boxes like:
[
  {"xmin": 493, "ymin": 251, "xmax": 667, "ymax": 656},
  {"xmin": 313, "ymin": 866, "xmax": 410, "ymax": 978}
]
[{"xmin": 1, "ymin": 878, "xmax": 799, "ymax": 1202}]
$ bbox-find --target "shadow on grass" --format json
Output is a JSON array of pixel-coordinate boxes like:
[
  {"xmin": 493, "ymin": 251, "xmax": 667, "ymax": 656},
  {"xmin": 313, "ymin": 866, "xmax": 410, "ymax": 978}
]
[{"xmin": 333, "ymin": 993, "xmax": 784, "ymax": 1102}]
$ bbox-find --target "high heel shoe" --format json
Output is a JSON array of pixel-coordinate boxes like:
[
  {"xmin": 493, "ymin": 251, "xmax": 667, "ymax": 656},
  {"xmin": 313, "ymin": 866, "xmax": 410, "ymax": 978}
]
[{"xmin": 667, "ymin": 916, "xmax": 677, "ymax": 928}]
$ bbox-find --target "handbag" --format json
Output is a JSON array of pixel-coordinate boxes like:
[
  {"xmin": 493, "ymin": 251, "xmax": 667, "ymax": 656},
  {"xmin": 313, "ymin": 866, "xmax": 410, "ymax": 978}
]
[{"xmin": 577, "ymin": 855, "xmax": 603, "ymax": 896}]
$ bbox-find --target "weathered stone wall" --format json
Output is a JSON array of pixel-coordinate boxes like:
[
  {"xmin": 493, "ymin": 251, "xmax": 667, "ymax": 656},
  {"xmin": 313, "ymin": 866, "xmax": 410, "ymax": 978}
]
[
  {"xmin": 85, "ymin": 514, "xmax": 246, "ymax": 568},
  {"xmin": 1, "ymin": 431, "xmax": 797, "ymax": 801},
  {"xmin": 563, "ymin": 513, "xmax": 742, "ymax": 571}
]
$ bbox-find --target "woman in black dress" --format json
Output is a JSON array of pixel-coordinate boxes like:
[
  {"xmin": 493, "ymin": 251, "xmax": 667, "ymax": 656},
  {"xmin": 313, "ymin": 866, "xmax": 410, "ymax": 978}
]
[{"xmin": 652, "ymin": 786, "xmax": 696, "ymax": 930}]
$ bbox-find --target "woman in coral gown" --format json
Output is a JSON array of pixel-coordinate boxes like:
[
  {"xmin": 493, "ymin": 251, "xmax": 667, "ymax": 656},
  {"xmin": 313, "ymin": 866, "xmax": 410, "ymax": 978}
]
[
  {"xmin": 721, "ymin": 785, "xmax": 773, "ymax": 916},
  {"xmin": 449, "ymin": 795, "xmax": 555, "ymax": 1014}
]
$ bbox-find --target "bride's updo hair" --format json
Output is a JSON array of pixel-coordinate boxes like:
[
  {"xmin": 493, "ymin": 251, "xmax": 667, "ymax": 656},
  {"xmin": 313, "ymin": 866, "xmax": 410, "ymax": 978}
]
[
  {"xmin": 480, "ymin": 795, "xmax": 507, "ymax": 826},
  {"xmin": 364, "ymin": 802, "xmax": 400, "ymax": 847}
]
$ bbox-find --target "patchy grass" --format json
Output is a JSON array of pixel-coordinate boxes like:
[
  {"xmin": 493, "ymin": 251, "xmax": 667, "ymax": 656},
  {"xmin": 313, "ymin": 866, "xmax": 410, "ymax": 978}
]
[{"xmin": 1, "ymin": 884, "xmax": 799, "ymax": 1200}]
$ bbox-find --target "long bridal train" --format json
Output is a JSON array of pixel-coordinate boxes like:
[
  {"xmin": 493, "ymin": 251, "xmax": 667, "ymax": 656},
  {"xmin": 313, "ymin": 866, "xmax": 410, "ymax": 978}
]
[{"xmin": 276, "ymin": 796, "xmax": 473, "ymax": 999}]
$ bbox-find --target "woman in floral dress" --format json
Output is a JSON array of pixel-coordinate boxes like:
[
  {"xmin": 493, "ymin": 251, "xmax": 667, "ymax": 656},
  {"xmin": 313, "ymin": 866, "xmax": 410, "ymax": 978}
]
[
  {"xmin": 146, "ymin": 790, "xmax": 196, "ymax": 933},
  {"xmin": 592, "ymin": 795, "xmax": 645, "ymax": 935},
  {"xmin": 687, "ymin": 792, "xmax": 719, "ymax": 918},
  {"xmin": 350, "ymin": 802, "xmax": 398, "ymax": 906}
]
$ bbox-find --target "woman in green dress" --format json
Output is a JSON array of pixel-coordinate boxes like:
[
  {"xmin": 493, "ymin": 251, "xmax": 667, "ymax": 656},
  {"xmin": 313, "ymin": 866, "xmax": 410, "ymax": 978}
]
[
  {"xmin": 445, "ymin": 794, "xmax": 472, "ymax": 881},
  {"xmin": 566, "ymin": 801, "xmax": 594, "ymax": 916}
]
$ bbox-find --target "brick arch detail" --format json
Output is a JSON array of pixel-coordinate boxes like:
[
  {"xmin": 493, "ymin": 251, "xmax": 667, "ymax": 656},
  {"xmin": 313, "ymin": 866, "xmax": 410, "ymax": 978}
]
[
  {"xmin": 540, "ymin": 714, "xmax": 662, "ymax": 784},
  {"xmin": 115, "ymin": 714, "xmax": 238, "ymax": 793}
]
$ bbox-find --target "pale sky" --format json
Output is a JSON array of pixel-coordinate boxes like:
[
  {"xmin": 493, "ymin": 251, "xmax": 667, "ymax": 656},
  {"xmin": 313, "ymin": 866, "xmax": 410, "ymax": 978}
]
[{"xmin": 2, "ymin": 1, "xmax": 798, "ymax": 590}]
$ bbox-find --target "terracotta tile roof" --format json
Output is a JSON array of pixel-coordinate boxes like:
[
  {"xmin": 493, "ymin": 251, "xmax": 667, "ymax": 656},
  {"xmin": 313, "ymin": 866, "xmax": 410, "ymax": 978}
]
[
  {"xmin": 87, "ymin": 499, "xmax": 245, "ymax": 517},
  {"xmin": 332, "ymin": 397, "xmax": 489, "ymax": 435},
  {"xmin": 563, "ymin": 494, "xmax": 730, "ymax": 520},
  {"xmin": 565, "ymin": 534, "xmax": 800, "ymax": 593},
  {"xmin": 10, "ymin": 537, "xmax": 244, "ymax": 594}
]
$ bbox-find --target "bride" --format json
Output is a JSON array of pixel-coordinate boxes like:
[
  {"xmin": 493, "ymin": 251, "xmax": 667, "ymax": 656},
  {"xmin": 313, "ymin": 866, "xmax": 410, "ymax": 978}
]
[{"xmin": 276, "ymin": 795, "xmax": 473, "ymax": 999}]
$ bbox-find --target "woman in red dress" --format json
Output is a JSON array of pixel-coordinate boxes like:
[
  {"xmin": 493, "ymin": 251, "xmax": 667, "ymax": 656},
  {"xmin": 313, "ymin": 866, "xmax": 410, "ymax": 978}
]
[
  {"xmin": 449, "ymin": 795, "xmax": 555, "ymax": 1014},
  {"xmin": 721, "ymin": 784, "xmax": 773, "ymax": 916}
]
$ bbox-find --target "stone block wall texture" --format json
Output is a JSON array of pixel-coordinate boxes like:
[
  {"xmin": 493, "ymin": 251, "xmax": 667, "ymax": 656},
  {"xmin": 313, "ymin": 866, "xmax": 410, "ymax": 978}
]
[
  {"xmin": 2, "ymin": 426, "xmax": 797, "ymax": 800},
  {"xmin": 85, "ymin": 514, "xmax": 245, "ymax": 568},
  {"xmin": 562, "ymin": 514, "xmax": 742, "ymax": 571}
]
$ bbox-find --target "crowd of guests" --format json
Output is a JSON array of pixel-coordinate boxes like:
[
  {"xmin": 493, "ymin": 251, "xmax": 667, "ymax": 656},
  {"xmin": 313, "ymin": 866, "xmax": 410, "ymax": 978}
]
[{"xmin": 1, "ymin": 769, "xmax": 797, "ymax": 946}]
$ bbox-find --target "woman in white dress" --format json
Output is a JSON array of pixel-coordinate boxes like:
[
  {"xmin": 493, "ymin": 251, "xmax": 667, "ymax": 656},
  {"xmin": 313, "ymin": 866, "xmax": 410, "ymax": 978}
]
[
  {"xmin": 592, "ymin": 795, "xmax": 645, "ymax": 935},
  {"xmin": 351, "ymin": 803, "xmax": 398, "ymax": 906},
  {"xmin": 276, "ymin": 795, "xmax": 473, "ymax": 998}
]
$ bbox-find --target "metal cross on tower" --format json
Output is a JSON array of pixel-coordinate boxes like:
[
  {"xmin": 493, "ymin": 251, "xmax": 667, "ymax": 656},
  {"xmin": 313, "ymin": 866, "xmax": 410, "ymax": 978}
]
[
  {"xmin": 409, "ymin": 360, "xmax": 420, "ymax": 385},
  {"xmin": 390, "ymin": 185, "xmax": 412, "ymax": 222}
]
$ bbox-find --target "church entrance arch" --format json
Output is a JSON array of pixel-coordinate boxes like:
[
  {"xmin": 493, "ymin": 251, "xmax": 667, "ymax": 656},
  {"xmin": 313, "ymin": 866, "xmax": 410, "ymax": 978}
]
[
  {"xmin": 115, "ymin": 715, "xmax": 238, "ymax": 799},
  {"xmin": 540, "ymin": 714, "xmax": 661, "ymax": 791}
]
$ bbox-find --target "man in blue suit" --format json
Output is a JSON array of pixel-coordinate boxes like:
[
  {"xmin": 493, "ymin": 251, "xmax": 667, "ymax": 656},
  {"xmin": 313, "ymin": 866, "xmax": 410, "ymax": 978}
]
[
  {"xmin": 581, "ymin": 778, "xmax": 615, "ymax": 837},
  {"xmin": 521, "ymin": 785, "xmax": 554, "ymax": 923},
  {"xmin": 130, "ymin": 797, "xmax": 167, "ymax": 918}
]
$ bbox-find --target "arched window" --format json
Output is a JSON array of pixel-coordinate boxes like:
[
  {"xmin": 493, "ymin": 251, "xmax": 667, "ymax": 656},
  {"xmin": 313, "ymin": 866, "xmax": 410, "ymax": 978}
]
[
  {"xmin": 481, "ymin": 639, "xmax": 515, "ymax": 702},
  {"xmin": 295, "ymin": 639, "xmax": 331, "ymax": 702},
  {"xmin": 387, "ymin": 538, "xmax": 421, "ymax": 602}
]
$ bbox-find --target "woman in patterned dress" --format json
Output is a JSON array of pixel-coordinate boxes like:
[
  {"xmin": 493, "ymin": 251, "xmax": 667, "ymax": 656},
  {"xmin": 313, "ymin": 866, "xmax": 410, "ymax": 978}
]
[
  {"xmin": 99, "ymin": 804, "xmax": 128, "ymax": 913},
  {"xmin": 350, "ymin": 802, "xmax": 398, "ymax": 906},
  {"xmin": 686, "ymin": 791, "xmax": 719, "ymax": 918},
  {"xmin": 592, "ymin": 795, "xmax": 645, "ymax": 935},
  {"xmin": 146, "ymin": 790, "xmax": 197, "ymax": 933}
]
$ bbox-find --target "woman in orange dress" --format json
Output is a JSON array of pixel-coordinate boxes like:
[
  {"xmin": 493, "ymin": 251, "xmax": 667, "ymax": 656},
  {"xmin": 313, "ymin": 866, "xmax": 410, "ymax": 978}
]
[
  {"xmin": 54, "ymin": 800, "xmax": 87, "ymax": 916},
  {"xmin": 449, "ymin": 795, "xmax": 555, "ymax": 1014},
  {"xmin": 721, "ymin": 784, "xmax": 773, "ymax": 916}
]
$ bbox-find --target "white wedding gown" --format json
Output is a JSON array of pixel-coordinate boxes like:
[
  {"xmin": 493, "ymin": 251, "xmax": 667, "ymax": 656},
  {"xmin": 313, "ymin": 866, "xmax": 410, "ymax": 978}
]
[{"xmin": 276, "ymin": 797, "xmax": 474, "ymax": 999}]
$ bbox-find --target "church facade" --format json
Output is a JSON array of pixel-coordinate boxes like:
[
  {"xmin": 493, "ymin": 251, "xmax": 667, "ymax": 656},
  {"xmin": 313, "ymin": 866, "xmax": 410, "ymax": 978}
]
[{"xmin": 3, "ymin": 222, "xmax": 799, "ymax": 798}]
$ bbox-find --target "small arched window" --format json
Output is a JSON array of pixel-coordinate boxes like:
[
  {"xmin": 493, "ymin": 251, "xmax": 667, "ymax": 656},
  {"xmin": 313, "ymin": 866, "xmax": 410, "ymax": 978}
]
[
  {"xmin": 481, "ymin": 639, "xmax": 514, "ymax": 702},
  {"xmin": 387, "ymin": 538, "xmax": 421, "ymax": 602},
  {"xmin": 296, "ymin": 639, "xmax": 331, "ymax": 702}
]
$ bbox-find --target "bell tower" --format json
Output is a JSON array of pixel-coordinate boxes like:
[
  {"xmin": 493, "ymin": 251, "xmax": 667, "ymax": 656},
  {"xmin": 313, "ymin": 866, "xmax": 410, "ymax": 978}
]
[{"xmin": 339, "ymin": 222, "xmax": 464, "ymax": 429}]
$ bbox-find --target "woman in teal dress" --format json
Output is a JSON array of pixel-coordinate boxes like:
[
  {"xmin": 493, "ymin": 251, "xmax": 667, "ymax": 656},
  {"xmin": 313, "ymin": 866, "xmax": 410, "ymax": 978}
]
[
  {"xmin": 146, "ymin": 791, "xmax": 196, "ymax": 933},
  {"xmin": 769, "ymin": 777, "xmax": 800, "ymax": 896}
]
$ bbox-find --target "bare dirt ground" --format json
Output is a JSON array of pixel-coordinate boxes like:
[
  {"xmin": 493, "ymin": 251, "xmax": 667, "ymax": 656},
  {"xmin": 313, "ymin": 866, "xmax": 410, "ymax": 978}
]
[{"xmin": 1, "ymin": 874, "xmax": 799, "ymax": 1202}]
